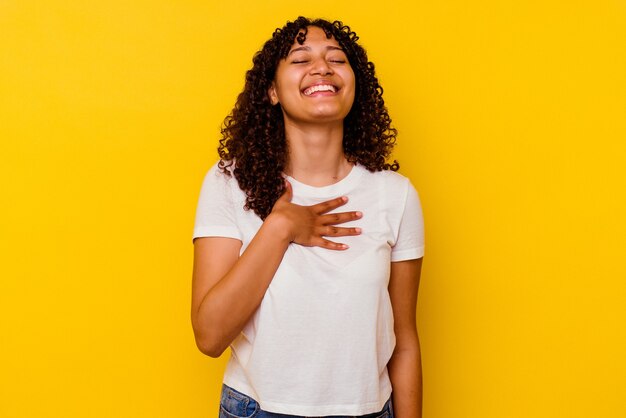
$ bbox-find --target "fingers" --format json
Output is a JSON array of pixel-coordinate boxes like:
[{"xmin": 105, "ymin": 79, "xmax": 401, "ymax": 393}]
[
  {"xmin": 281, "ymin": 192, "xmax": 363, "ymax": 251},
  {"xmin": 316, "ymin": 238, "xmax": 350, "ymax": 251},
  {"xmin": 318, "ymin": 225, "xmax": 362, "ymax": 238},
  {"xmin": 319, "ymin": 210, "xmax": 363, "ymax": 226},
  {"xmin": 311, "ymin": 225, "xmax": 361, "ymax": 251},
  {"xmin": 313, "ymin": 196, "xmax": 350, "ymax": 215},
  {"xmin": 308, "ymin": 227, "xmax": 360, "ymax": 251}
]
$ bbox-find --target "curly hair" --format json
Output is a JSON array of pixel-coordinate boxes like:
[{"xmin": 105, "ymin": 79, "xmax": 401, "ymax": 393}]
[{"xmin": 218, "ymin": 16, "xmax": 399, "ymax": 220}]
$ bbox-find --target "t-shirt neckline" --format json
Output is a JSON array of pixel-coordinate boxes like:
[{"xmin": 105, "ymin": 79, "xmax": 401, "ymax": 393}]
[{"xmin": 284, "ymin": 164, "xmax": 364, "ymax": 198}]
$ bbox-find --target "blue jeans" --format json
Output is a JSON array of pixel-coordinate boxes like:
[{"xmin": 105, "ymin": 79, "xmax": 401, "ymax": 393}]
[{"xmin": 219, "ymin": 384, "xmax": 394, "ymax": 418}]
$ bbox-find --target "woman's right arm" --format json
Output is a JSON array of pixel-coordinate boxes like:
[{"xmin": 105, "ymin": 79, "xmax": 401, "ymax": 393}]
[{"xmin": 191, "ymin": 182, "xmax": 362, "ymax": 357}]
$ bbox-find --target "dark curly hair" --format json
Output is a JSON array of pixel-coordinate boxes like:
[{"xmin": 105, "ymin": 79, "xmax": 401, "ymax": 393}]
[{"xmin": 218, "ymin": 16, "xmax": 399, "ymax": 220}]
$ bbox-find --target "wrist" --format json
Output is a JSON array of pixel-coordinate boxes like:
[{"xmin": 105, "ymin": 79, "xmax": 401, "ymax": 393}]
[{"xmin": 263, "ymin": 212, "xmax": 293, "ymax": 244}]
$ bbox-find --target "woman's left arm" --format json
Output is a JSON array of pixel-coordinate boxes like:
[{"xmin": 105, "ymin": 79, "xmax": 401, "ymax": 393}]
[{"xmin": 388, "ymin": 257, "xmax": 424, "ymax": 418}]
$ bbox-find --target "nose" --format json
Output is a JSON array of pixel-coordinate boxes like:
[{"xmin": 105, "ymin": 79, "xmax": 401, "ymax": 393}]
[{"xmin": 309, "ymin": 57, "xmax": 334, "ymax": 76}]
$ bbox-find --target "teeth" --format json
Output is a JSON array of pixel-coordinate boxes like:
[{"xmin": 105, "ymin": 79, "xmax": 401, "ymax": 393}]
[{"xmin": 303, "ymin": 84, "xmax": 337, "ymax": 96}]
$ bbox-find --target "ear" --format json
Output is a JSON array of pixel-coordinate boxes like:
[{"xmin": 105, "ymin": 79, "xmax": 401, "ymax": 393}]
[{"xmin": 268, "ymin": 83, "xmax": 279, "ymax": 105}]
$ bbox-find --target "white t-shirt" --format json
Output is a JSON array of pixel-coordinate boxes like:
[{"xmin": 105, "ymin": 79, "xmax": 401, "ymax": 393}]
[{"xmin": 193, "ymin": 162, "xmax": 425, "ymax": 416}]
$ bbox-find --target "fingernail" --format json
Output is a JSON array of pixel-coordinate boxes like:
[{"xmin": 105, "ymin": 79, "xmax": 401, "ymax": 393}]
[
  {"xmin": 355, "ymin": 228, "xmax": 362, "ymax": 234},
  {"xmin": 342, "ymin": 196, "xmax": 348, "ymax": 202},
  {"xmin": 356, "ymin": 211, "xmax": 363, "ymax": 217},
  {"xmin": 342, "ymin": 244, "xmax": 349, "ymax": 249}
]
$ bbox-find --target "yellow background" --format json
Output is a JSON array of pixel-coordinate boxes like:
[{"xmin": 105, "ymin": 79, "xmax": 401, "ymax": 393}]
[{"xmin": 1, "ymin": 1, "xmax": 625, "ymax": 417}]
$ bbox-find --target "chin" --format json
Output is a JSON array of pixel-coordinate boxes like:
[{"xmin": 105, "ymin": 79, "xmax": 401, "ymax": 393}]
[{"xmin": 310, "ymin": 108, "xmax": 351, "ymax": 120}]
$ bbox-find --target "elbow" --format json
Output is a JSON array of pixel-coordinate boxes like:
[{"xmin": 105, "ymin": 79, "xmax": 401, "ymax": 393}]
[
  {"xmin": 191, "ymin": 310, "xmax": 233, "ymax": 357},
  {"xmin": 195, "ymin": 338, "xmax": 227, "ymax": 358},
  {"xmin": 193, "ymin": 326, "xmax": 229, "ymax": 358}
]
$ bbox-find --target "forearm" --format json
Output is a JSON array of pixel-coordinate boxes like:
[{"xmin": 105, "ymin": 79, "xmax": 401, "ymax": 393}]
[
  {"xmin": 387, "ymin": 338, "xmax": 423, "ymax": 418},
  {"xmin": 193, "ymin": 214, "xmax": 290, "ymax": 356}
]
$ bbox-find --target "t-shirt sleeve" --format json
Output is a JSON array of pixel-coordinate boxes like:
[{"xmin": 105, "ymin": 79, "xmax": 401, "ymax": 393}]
[
  {"xmin": 391, "ymin": 180, "xmax": 425, "ymax": 261},
  {"xmin": 192, "ymin": 164, "xmax": 243, "ymax": 242}
]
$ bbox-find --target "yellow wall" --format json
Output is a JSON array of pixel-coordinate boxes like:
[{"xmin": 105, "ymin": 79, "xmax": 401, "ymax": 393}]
[{"xmin": 1, "ymin": 1, "xmax": 624, "ymax": 417}]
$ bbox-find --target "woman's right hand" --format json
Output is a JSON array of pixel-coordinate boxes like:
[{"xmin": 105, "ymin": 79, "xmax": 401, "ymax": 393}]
[
  {"xmin": 192, "ymin": 180, "xmax": 362, "ymax": 357},
  {"xmin": 268, "ymin": 180, "xmax": 362, "ymax": 250}
]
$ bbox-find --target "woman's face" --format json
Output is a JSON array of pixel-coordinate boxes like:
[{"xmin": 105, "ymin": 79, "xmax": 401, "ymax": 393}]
[{"xmin": 268, "ymin": 26, "xmax": 356, "ymax": 126}]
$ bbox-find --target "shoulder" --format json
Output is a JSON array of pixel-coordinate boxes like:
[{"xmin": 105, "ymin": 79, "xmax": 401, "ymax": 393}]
[
  {"xmin": 357, "ymin": 167, "xmax": 422, "ymax": 221},
  {"xmin": 197, "ymin": 161, "xmax": 246, "ymax": 204},
  {"xmin": 358, "ymin": 166, "xmax": 413, "ymax": 194},
  {"xmin": 205, "ymin": 161, "xmax": 232, "ymax": 181},
  {"xmin": 201, "ymin": 161, "xmax": 240, "ymax": 190}
]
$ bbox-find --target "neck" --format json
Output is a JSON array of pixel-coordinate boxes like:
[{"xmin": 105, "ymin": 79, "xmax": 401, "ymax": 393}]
[{"xmin": 284, "ymin": 120, "xmax": 353, "ymax": 187}]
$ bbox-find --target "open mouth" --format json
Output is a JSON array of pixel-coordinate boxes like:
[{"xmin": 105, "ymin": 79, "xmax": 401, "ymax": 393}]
[{"xmin": 302, "ymin": 84, "xmax": 339, "ymax": 96}]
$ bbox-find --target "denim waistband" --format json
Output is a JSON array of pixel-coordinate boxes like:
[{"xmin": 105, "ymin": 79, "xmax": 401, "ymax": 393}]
[{"xmin": 219, "ymin": 384, "xmax": 394, "ymax": 418}]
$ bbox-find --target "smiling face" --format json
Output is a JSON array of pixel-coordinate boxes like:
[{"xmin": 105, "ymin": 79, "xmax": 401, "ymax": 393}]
[{"xmin": 268, "ymin": 26, "xmax": 356, "ymax": 125}]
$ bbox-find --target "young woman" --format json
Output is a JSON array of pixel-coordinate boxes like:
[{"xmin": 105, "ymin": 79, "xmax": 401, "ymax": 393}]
[{"xmin": 192, "ymin": 17, "xmax": 424, "ymax": 418}]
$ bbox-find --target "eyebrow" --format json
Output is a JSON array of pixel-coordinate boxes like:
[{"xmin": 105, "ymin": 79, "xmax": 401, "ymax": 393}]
[{"xmin": 287, "ymin": 45, "xmax": 344, "ymax": 55}]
